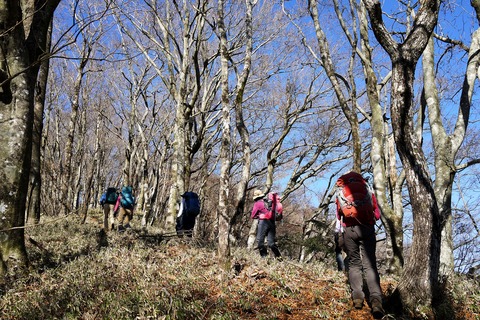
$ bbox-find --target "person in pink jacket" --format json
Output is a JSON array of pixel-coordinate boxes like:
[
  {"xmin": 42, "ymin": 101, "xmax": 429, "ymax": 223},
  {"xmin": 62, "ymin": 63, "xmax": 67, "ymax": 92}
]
[
  {"xmin": 114, "ymin": 186, "xmax": 135, "ymax": 232},
  {"xmin": 251, "ymin": 189, "xmax": 281, "ymax": 258}
]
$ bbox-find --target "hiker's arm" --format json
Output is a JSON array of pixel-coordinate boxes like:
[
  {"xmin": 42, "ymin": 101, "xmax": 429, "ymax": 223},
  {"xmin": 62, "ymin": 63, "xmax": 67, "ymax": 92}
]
[
  {"xmin": 99, "ymin": 193, "xmax": 106, "ymax": 205},
  {"xmin": 114, "ymin": 196, "xmax": 120, "ymax": 212},
  {"xmin": 178, "ymin": 199, "xmax": 185, "ymax": 217},
  {"xmin": 335, "ymin": 198, "xmax": 342, "ymax": 221},
  {"xmin": 251, "ymin": 202, "xmax": 260, "ymax": 219},
  {"xmin": 251, "ymin": 201, "xmax": 267, "ymax": 219}
]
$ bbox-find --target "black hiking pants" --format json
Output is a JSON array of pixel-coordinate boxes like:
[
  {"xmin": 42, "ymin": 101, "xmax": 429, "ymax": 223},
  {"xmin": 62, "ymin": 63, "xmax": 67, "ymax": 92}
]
[{"xmin": 256, "ymin": 219, "xmax": 281, "ymax": 258}]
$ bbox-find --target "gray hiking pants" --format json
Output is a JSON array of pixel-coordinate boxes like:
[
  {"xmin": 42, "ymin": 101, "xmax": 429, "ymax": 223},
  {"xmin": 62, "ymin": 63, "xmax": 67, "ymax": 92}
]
[{"xmin": 343, "ymin": 224, "xmax": 382, "ymax": 303}]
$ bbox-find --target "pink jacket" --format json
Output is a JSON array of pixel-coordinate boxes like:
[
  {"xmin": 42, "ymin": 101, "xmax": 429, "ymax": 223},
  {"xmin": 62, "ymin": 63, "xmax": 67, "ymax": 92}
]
[
  {"xmin": 251, "ymin": 199, "xmax": 271, "ymax": 220},
  {"xmin": 114, "ymin": 196, "xmax": 121, "ymax": 212}
]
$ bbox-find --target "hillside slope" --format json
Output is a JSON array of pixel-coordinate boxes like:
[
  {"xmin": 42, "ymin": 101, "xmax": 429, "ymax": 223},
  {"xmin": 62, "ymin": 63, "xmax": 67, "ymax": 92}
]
[{"xmin": 0, "ymin": 215, "xmax": 478, "ymax": 319}]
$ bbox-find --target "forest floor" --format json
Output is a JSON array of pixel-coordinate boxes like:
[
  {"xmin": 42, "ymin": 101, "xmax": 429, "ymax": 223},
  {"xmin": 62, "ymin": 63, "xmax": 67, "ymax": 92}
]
[{"xmin": 0, "ymin": 213, "xmax": 479, "ymax": 320}]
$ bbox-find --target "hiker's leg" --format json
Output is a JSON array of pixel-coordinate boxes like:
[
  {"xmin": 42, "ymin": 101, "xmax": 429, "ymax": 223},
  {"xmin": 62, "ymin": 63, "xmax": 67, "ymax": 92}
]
[
  {"xmin": 269, "ymin": 244, "xmax": 281, "ymax": 258},
  {"xmin": 335, "ymin": 233, "xmax": 345, "ymax": 271},
  {"xmin": 103, "ymin": 204, "xmax": 109, "ymax": 231},
  {"xmin": 358, "ymin": 225, "xmax": 382, "ymax": 302},
  {"xmin": 344, "ymin": 254, "xmax": 350, "ymax": 272},
  {"xmin": 266, "ymin": 222, "xmax": 281, "ymax": 257},
  {"xmin": 124, "ymin": 208, "xmax": 132, "ymax": 227},
  {"xmin": 176, "ymin": 216, "xmax": 183, "ymax": 235},
  {"xmin": 256, "ymin": 220, "xmax": 268, "ymax": 257},
  {"xmin": 117, "ymin": 207, "xmax": 126, "ymax": 230},
  {"xmin": 344, "ymin": 226, "xmax": 365, "ymax": 302},
  {"xmin": 184, "ymin": 216, "xmax": 195, "ymax": 237},
  {"xmin": 108, "ymin": 205, "xmax": 115, "ymax": 231},
  {"xmin": 336, "ymin": 250, "xmax": 345, "ymax": 271}
]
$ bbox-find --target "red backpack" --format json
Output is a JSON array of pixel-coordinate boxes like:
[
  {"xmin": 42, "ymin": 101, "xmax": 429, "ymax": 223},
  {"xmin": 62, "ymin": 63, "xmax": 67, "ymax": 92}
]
[{"xmin": 336, "ymin": 172, "xmax": 374, "ymax": 225}]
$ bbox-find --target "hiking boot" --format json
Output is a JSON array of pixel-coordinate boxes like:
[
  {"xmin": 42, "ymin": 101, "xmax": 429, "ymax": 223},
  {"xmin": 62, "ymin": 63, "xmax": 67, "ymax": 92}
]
[
  {"xmin": 118, "ymin": 225, "xmax": 125, "ymax": 232},
  {"xmin": 371, "ymin": 298, "xmax": 385, "ymax": 319},
  {"xmin": 353, "ymin": 299, "xmax": 363, "ymax": 309}
]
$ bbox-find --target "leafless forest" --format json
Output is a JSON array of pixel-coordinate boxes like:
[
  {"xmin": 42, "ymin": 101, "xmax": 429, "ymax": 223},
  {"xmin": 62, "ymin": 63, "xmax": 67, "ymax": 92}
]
[{"xmin": 1, "ymin": 0, "xmax": 480, "ymax": 317}]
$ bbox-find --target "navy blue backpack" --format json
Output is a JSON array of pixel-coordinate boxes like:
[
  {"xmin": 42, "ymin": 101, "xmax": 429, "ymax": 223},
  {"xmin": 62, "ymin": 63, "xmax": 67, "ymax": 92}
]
[{"xmin": 182, "ymin": 192, "xmax": 200, "ymax": 217}]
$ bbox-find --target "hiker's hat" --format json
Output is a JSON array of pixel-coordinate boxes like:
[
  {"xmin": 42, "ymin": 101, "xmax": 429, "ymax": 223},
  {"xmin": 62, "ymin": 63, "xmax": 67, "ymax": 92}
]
[{"xmin": 253, "ymin": 189, "xmax": 264, "ymax": 200}]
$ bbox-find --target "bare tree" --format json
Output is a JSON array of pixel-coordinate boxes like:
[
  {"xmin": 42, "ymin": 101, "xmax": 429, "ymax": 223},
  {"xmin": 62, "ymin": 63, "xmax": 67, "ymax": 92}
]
[
  {"xmin": 216, "ymin": 0, "xmax": 256, "ymax": 258},
  {"xmin": 245, "ymin": 79, "xmax": 350, "ymax": 251},
  {"xmin": 420, "ymin": 1, "xmax": 480, "ymax": 277},
  {"xmin": 330, "ymin": 0, "xmax": 405, "ymax": 274},
  {"xmin": 61, "ymin": 37, "xmax": 92, "ymax": 215},
  {"xmin": 363, "ymin": 0, "xmax": 442, "ymax": 314},
  {"xmin": 26, "ymin": 21, "xmax": 53, "ymax": 225},
  {"xmin": 0, "ymin": 0, "xmax": 61, "ymax": 276},
  {"xmin": 307, "ymin": 0, "xmax": 362, "ymax": 172},
  {"xmin": 114, "ymin": 0, "xmax": 219, "ymax": 232}
]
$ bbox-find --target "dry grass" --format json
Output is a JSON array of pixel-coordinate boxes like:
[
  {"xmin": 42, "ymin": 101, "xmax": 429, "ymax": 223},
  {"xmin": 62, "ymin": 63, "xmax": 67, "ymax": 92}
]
[{"xmin": 0, "ymin": 213, "xmax": 478, "ymax": 320}]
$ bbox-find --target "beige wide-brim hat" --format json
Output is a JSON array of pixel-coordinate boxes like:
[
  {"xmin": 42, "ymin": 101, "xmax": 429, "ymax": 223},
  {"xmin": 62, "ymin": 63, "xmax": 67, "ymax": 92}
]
[{"xmin": 253, "ymin": 189, "xmax": 264, "ymax": 200}]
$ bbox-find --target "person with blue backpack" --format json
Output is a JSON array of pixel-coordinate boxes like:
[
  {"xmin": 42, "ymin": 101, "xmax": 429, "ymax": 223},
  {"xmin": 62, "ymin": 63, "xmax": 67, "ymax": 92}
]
[
  {"xmin": 114, "ymin": 185, "xmax": 135, "ymax": 232},
  {"xmin": 99, "ymin": 187, "xmax": 118, "ymax": 232}
]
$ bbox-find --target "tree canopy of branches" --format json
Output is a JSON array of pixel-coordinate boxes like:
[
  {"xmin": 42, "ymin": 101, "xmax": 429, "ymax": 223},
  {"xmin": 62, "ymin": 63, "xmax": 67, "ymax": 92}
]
[{"xmin": 1, "ymin": 0, "xmax": 480, "ymax": 317}]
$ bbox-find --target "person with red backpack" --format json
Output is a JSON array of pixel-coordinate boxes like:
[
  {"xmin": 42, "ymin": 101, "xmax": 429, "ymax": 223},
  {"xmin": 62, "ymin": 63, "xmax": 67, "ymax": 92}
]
[
  {"xmin": 335, "ymin": 171, "xmax": 385, "ymax": 319},
  {"xmin": 251, "ymin": 189, "xmax": 282, "ymax": 259}
]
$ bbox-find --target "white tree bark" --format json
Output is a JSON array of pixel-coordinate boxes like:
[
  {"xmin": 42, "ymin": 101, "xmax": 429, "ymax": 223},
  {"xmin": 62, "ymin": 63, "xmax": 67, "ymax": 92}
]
[{"xmin": 422, "ymin": 24, "xmax": 480, "ymax": 276}]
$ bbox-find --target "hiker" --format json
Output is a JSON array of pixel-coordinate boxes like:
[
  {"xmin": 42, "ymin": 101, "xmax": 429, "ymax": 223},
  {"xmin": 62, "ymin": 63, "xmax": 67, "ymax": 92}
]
[
  {"xmin": 251, "ymin": 189, "xmax": 282, "ymax": 258},
  {"xmin": 175, "ymin": 191, "xmax": 201, "ymax": 237},
  {"xmin": 99, "ymin": 187, "xmax": 118, "ymax": 231},
  {"xmin": 334, "ymin": 219, "xmax": 346, "ymax": 271},
  {"xmin": 335, "ymin": 171, "xmax": 384, "ymax": 319},
  {"xmin": 114, "ymin": 185, "xmax": 135, "ymax": 232}
]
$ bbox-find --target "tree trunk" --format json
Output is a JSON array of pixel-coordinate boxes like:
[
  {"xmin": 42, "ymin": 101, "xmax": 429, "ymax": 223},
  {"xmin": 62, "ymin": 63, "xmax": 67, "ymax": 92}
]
[
  {"xmin": 229, "ymin": 0, "xmax": 254, "ymax": 244},
  {"xmin": 163, "ymin": 1, "xmax": 195, "ymax": 233},
  {"xmin": 81, "ymin": 110, "xmax": 102, "ymax": 223},
  {"xmin": 62, "ymin": 44, "xmax": 90, "ymax": 215},
  {"xmin": 422, "ymin": 22, "xmax": 480, "ymax": 276},
  {"xmin": 355, "ymin": 1, "xmax": 404, "ymax": 274},
  {"xmin": 385, "ymin": 157, "xmax": 405, "ymax": 275},
  {"xmin": 364, "ymin": 0, "xmax": 442, "ymax": 314},
  {"xmin": 0, "ymin": 0, "xmax": 60, "ymax": 276},
  {"xmin": 166, "ymin": 96, "xmax": 187, "ymax": 231},
  {"xmin": 217, "ymin": 0, "xmax": 232, "ymax": 259},
  {"xmin": 390, "ymin": 59, "xmax": 442, "ymax": 311},
  {"xmin": 27, "ymin": 21, "xmax": 52, "ymax": 224}
]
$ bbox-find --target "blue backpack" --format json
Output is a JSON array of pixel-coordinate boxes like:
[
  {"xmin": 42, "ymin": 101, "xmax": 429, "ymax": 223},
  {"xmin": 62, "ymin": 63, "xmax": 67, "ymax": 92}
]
[
  {"xmin": 120, "ymin": 186, "xmax": 135, "ymax": 209},
  {"xmin": 105, "ymin": 187, "xmax": 118, "ymax": 204}
]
